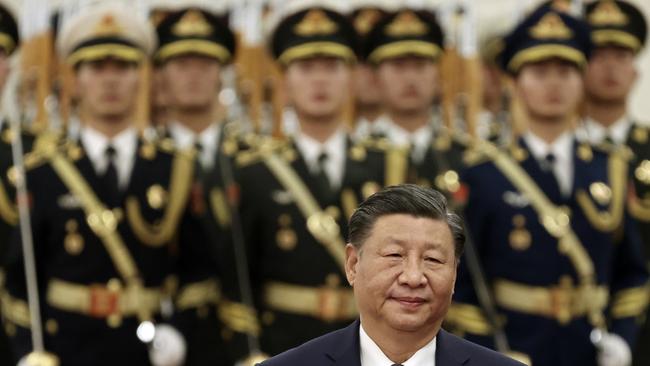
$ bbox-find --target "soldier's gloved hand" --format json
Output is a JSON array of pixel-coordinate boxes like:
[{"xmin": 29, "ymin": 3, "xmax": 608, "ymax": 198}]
[
  {"xmin": 597, "ymin": 332, "xmax": 631, "ymax": 366},
  {"xmin": 148, "ymin": 324, "xmax": 187, "ymax": 366},
  {"xmin": 17, "ymin": 351, "xmax": 59, "ymax": 366}
]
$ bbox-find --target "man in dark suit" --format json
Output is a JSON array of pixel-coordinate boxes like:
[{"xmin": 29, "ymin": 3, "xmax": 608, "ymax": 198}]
[
  {"xmin": 259, "ymin": 185, "xmax": 524, "ymax": 366},
  {"xmin": 233, "ymin": 2, "xmax": 408, "ymax": 358}
]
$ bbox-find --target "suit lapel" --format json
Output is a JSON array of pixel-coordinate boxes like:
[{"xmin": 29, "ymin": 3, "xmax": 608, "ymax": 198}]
[
  {"xmin": 435, "ymin": 329, "xmax": 469, "ymax": 365},
  {"xmin": 325, "ymin": 323, "xmax": 467, "ymax": 366},
  {"xmin": 326, "ymin": 320, "xmax": 361, "ymax": 365}
]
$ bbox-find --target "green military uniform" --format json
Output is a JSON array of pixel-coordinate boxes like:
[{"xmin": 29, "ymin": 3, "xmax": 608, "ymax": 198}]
[
  {"xmin": 2, "ymin": 5, "xmax": 217, "ymax": 365},
  {"xmin": 581, "ymin": 2, "xmax": 650, "ymax": 365}
]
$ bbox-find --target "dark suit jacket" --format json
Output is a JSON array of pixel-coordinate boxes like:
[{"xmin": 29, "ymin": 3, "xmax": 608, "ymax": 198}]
[{"xmin": 258, "ymin": 320, "xmax": 525, "ymax": 366}]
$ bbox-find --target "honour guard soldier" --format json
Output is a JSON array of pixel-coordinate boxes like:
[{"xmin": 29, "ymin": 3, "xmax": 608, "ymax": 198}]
[
  {"xmin": 362, "ymin": 7, "xmax": 467, "ymax": 203},
  {"xmin": 349, "ymin": 0, "xmax": 392, "ymax": 140},
  {"xmin": 0, "ymin": 2, "xmax": 20, "ymax": 364},
  {"xmin": 154, "ymin": 6, "xmax": 255, "ymax": 365},
  {"xmin": 2, "ymin": 4, "xmax": 217, "ymax": 365},
  {"xmin": 0, "ymin": 2, "xmax": 23, "ymax": 263},
  {"xmin": 477, "ymin": 27, "xmax": 511, "ymax": 145},
  {"xmin": 232, "ymin": 1, "xmax": 407, "ymax": 356},
  {"xmin": 581, "ymin": 2, "xmax": 650, "ymax": 365},
  {"xmin": 447, "ymin": 6, "xmax": 649, "ymax": 366}
]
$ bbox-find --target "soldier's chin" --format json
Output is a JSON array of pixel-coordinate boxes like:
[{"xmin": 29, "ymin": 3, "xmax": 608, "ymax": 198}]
[
  {"xmin": 394, "ymin": 103, "xmax": 428, "ymax": 116},
  {"xmin": 176, "ymin": 101, "xmax": 212, "ymax": 113},
  {"xmin": 97, "ymin": 109, "xmax": 131, "ymax": 121},
  {"xmin": 532, "ymin": 108, "xmax": 572, "ymax": 122},
  {"xmin": 301, "ymin": 105, "xmax": 339, "ymax": 121}
]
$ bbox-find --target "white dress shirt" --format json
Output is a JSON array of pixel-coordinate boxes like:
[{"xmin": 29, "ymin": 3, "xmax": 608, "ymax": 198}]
[
  {"xmin": 373, "ymin": 115, "xmax": 433, "ymax": 164},
  {"xmin": 294, "ymin": 129, "xmax": 346, "ymax": 190},
  {"xmin": 359, "ymin": 324, "xmax": 436, "ymax": 366},
  {"xmin": 67, "ymin": 116, "xmax": 83, "ymax": 140},
  {"xmin": 281, "ymin": 107, "xmax": 301, "ymax": 137},
  {"xmin": 578, "ymin": 116, "xmax": 632, "ymax": 146},
  {"xmin": 523, "ymin": 131, "xmax": 574, "ymax": 197},
  {"xmin": 353, "ymin": 116, "xmax": 378, "ymax": 141},
  {"xmin": 80, "ymin": 126, "xmax": 138, "ymax": 190},
  {"xmin": 168, "ymin": 121, "xmax": 221, "ymax": 169}
]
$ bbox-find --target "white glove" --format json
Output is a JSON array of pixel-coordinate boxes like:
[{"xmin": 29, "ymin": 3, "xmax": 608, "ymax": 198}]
[
  {"xmin": 17, "ymin": 351, "xmax": 59, "ymax": 366},
  {"xmin": 596, "ymin": 333, "xmax": 631, "ymax": 366},
  {"xmin": 17, "ymin": 356, "xmax": 27, "ymax": 366},
  {"xmin": 148, "ymin": 324, "xmax": 187, "ymax": 366}
]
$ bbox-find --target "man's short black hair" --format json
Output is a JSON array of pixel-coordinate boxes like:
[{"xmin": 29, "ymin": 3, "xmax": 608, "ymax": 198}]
[{"xmin": 348, "ymin": 184, "xmax": 465, "ymax": 259}]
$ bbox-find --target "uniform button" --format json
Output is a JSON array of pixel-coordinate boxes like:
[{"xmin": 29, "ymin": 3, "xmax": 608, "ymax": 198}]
[
  {"xmin": 276, "ymin": 229, "xmax": 297, "ymax": 251},
  {"xmin": 64, "ymin": 233, "xmax": 84, "ymax": 255},
  {"xmin": 45, "ymin": 319, "xmax": 58, "ymax": 335},
  {"xmin": 107, "ymin": 278, "xmax": 122, "ymax": 292}
]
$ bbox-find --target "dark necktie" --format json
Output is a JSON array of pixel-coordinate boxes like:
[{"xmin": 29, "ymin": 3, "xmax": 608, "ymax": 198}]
[
  {"xmin": 539, "ymin": 152, "xmax": 556, "ymax": 173},
  {"xmin": 314, "ymin": 152, "xmax": 332, "ymax": 197},
  {"xmin": 194, "ymin": 141, "xmax": 203, "ymax": 155},
  {"xmin": 604, "ymin": 134, "xmax": 615, "ymax": 146},
  {"xmin": 103, "ymin": 145, "xmax": 120, "ymax": 206},
  {"xmin": 541, "ymin": 152, "xmax": 564, "ymax": 197},
  {"xmin": 408, "ymin": 138, "xmax": 417, "ymax": 164},
  {"xmin": 194, "ymin": 141, "xmax": 205, "ymax": 174}
]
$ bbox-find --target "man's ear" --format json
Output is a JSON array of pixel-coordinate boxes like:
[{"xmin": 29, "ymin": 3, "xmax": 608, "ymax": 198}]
[{"xmin": 345, "ymin": 243, "xmax": 359, "ymax": 287}]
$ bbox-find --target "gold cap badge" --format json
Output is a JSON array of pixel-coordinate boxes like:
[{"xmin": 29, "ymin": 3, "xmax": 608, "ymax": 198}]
[
  {"xmin": 354, "ymin": 9, "xmax": 382, "ymax": 36},
  {"xmin": 172, "ymin": 10, "xmax": 214, "ymax": 37},
  {"xmin": 294, "ymin": 9, "xmax": 339, "ymax": 37},
  {"xmin": 93, "ymin": 14, "xmax": 123, "ymax": 37},
  {"xmin": 530, "ymin": 13, "xmax": 573, "ymax": 40},
  {"xmin": 386, "ymin": 11, "xmax": 429, "ymax": 37},
  {"xmin": 589, "ymin": 0, "xmax": 629, "ymax": 26}
]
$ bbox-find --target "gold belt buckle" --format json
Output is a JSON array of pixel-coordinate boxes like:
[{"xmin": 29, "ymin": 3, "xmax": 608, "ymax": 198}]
[
  {"xmin": 318, "ymin": 288, "xmax": 344, "ymax": 322},
  {"xmin": 89, "ymin": 285, "xmax": 120, "ymax": 318},
  {"xmin": 550, "ymin": 277, "xmax": 573, "ymax": 325}
]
